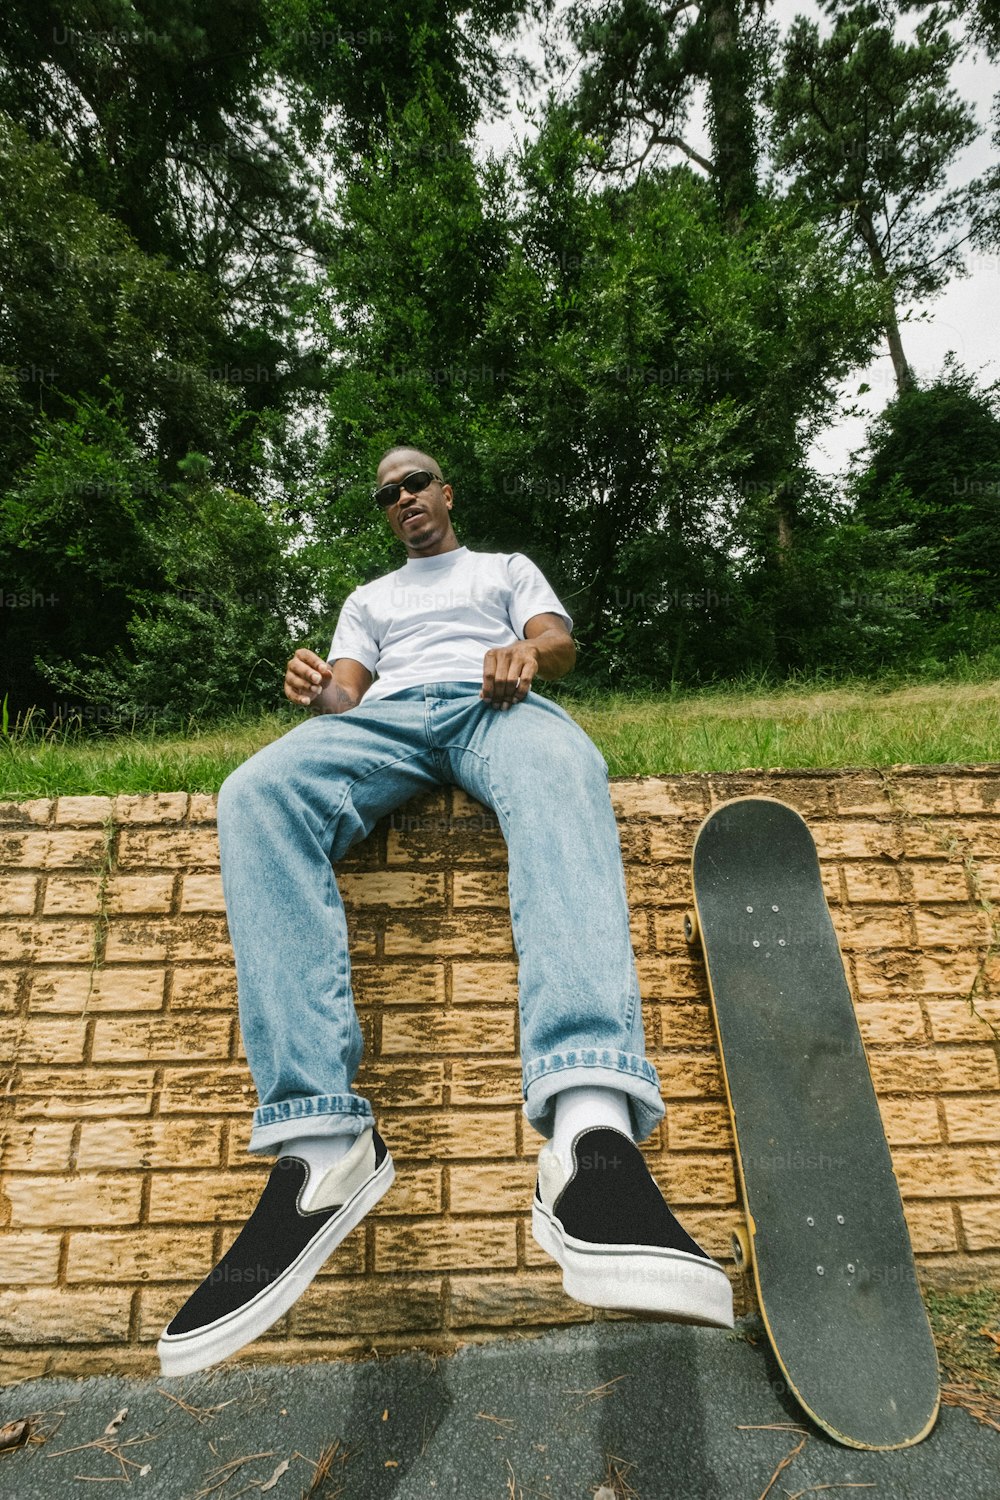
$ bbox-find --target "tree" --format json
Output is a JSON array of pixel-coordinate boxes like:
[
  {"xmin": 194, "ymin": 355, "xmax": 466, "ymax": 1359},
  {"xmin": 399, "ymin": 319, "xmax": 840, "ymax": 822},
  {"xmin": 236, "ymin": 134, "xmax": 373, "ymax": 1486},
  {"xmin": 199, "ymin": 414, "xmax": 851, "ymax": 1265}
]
[
  {"xmin": 851, "ymin": 358, "xmax": 1000, "ymax": 626},
  {"xmin": 766, "ymin": 0, "xmax": 981, "ymax": 394}
]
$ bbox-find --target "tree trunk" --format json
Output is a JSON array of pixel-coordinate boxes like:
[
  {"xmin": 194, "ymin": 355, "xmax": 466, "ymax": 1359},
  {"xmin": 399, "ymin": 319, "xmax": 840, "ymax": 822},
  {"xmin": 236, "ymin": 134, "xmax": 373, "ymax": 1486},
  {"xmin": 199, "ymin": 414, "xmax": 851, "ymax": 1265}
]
[
  {"xmin": 854, "ymin": 203, "xmax": 917, "ymax": 395},
  {"xmin": 702, "ymin": 0, "xmax": 758, "ymax": 231}
]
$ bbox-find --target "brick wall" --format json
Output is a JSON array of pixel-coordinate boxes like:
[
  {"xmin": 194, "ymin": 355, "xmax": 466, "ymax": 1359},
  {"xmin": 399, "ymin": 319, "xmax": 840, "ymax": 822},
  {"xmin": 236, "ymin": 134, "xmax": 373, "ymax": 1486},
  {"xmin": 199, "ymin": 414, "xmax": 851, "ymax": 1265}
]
[{"xmin": 1, "ymin": 769, "xmax": 999, "ymax": 1379}]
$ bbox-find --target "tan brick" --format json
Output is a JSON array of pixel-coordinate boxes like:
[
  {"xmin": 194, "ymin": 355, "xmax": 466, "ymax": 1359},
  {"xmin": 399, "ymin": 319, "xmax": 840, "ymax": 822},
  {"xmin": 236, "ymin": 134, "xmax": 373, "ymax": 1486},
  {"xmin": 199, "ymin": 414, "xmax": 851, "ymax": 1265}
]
[
  {"xmin": 351, "ymin": 962, "xmax": 446, "ymax": 1007},
  {"xmin": 53, "ymin": 795, "xmax": 116, "ymax": 824},
  {"xmin": 658, "ymin": 1153, "xmax": 736, "ymax": 1206},
  {"xmin": 367, "ymin": 1167, "xmax": 442, "ymax": 1216},
  {"xmin": 902, "ymin": 1201, "xmax": 959, "ymax": 1253},
  {"xmin": 807, "ymin": 820, "xmax": 904, "ymax": 861},
  {"xmin": 838, "ymin": 863, "xmax": 900, "ymax": 903},
  {"xmin": 639, "ymin": 955, "xmax": 704, "ymax": 1003},
  {"xmin": 0, "ymin": 829, "xmax": 107, "ymax": 867},
  {"xmin": 103, "ymin": 915, "xmax": 232, "ymax": 963},
  {"xmin": 387, "ymin": 825, "xmax": 505, "ymax": 867},
  {"xmin": 855, "ymin": 1001, "xmax": 928, "ymax": 1046},
  {"xmin": 657, "ymin": 1054, "xmax": 723, "ymax": 1099},
  {"xmin": 29, "ymin": 966, "xmax": 165, "ymax": 1013},
  {"xmin": 449, "ymin": 1060, "xmax": 522, "ymax": 1106},
  {"xmin": 107, "ymin": 874, "xmax": 176, "ymax": 914},
  {"xmin": 147, "ymin": 1169, "xmax": 268, "ymax": 1223},
  {"xmin": 0, "ymin": 968, "xmax": 23, "ymax": 1010},
  {"xmin": 656, "ymin": 1001, "xmax": 716, "ymax": 1048},
  {"xmin": 378, "ymin": 1111, "xmax": 516, "ymax": 1160},
  {"xmin": 41, "ymin": 875, "xmax": 102, "ymax": 914},
  {"xmin": 353, "ymin": 1061, "xmax": 445, "ymax": 1109},
  {"xmin": 831, "ymin": 779, "xmax": 894, "ymax": 816},
  {"xmin": 0, "ymin": 919, "xmax": 94, "ymax": 963},
  {"xmin": 11, "ymin": 1018, "xmax": 88, "ymax": 1064},
  {"xmin": 839, "ymin": 906, "xmax": 911, "ymax": 949},
  {"xmin": 451, "ymin": 961, "xmax": 518, "ymax": 1004},
  {"xmin": 893, "ymin": 1147, "xmax": 1000, "ymax": 1198},
  {"xmin": 894, "ymin": 770, "xmax": 968, "ymax": 811},
  {"xmin": 176, "ymin": 872, "xmax": 224, "ymax": 912},
  {"xmin": 625, "ymin": 865, "xmax": 691, "ymax": 905},
  {"xmin": 879, "ymin": 1098, "xmax": 941, "ymax": 1145},
  {"xmin": 0, "ymin": 798, "xmax": 53, "ymax": 825},
  {"xmin": 870, "ymin": 1048, "xmax": 999, "ymax": 1093},
  {"xmin": 159, "ymin": 1066, "xmax": 254, "ymax": 1114},
  {"xmin": 452, "ymin": 870, "xmax": 508, "ymax": 907},
  {"xmin": 610, "ymin": 777, "xmax": 710, "ymax": 819},
  {"xmin": 666, "ymin": 1103, "xmax": 732, "ymax": 1151},
  {"xmin": 971, "ymin": 861, "xmax": 1000, "ymax": 901},
  {"xmin": 382, "ymin": 1007, "xmax": 514, "ymax": 1056},
  {"xmin": 291, "ymin": 1276, "xmax": 443, "ymax": 1334},
  {"xmin": 648, "ymin": 821, "xmax": 704, "ymax": 861},
  {"xmin": 65, "ymin": 1227, "xmax": 215, "ymax": 1282},
  {"xmin": 942, "ymin": 1097, "xmax": 1000, "ymax": 1144},
  {"xmin": 0, "ymin": 1232, "xmax": 62, "ymax": 1284},
  {"xmin": 926, "ymin": 998, "xmax": 1000, "ymax": 1043},
  {"xmin": 12, "ymin": 1066, "xmax": 156, "ymax": 1117},
  {"xmin": 344, "ymin": 917, "xmax": 378, "ymax": 957},
  {"xmin": 117, "ymin": 826, "xmax": 219, "ymax": 868},
  {"xmin": 449, "ymin": 1162, "xmax": 536, "ymax": 1214},
  {"xmin": 0, "ymin": 1287, "xmax": 132, "ymax": 1343},
  {"xmin": 375, "ymin": 1218, "xmax": 516, "ymax": 1272},
  {"xmin": 169, "ymin": 966, "xmax": 236, "ymax": 1009},
  {"xmin": 948, "ymin": 776, "xmax": 1000, "ymax": 813},
  {"xmin": 3, "ymin": 1175, "xmax": 142, "ymax": 1228},
  {"xmin": 913, "ymin": 906, "xmax": 991, "ymax": 948},
  {"xmin": 449, "ymin": 1271, "xmax": 590, "ymax": 1328},
  {"xmin": 340, "ymin": 871, "xmax": 446, "ymax": 909},
  {"xmin": 910, "ymin": 865, "xmax": 971, "ymax": 902},
  {"xmin": 958, "ymin": 1201, "xmax": 1000, "ymax": 1250},
  {"xmin": 905, "ymin": 819, "xmax": 1000, "ymax": 859},
  {"xmin": 0, "ymin": 875, "xmax": 37, "ymax": 914},
  {"xmin": 383, "ymin": 914, "xmax": 513, "ymax": 958},
  {"xmin": 855, "ymin": 949, "xmax": 980, "ymax": 997},
  {"xmin": 188, "ymin": 793, "xmax": 219, "ymax": 822},
  {"xmin": 0, "ymin": 1122, "xmax": 76, "ymax": 1170},
  {"xmin": 76, "ymin": 1119, "xmax": 225, "ymax": 1168},
  {"xmin": 114, "ymin": 793, "xmax": 189, "ymax": 823},
  {"xmin": 92, "ymin": 1014, "xmax": 230, "ymax": 1062}
]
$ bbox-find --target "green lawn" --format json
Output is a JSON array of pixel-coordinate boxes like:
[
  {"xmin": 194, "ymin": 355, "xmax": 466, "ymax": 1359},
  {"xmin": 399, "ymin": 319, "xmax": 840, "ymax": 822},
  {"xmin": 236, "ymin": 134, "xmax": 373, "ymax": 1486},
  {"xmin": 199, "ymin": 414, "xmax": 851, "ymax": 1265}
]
[{"xmin": 2, "ymin": 673, "xmax": 998, "ymax": 798}]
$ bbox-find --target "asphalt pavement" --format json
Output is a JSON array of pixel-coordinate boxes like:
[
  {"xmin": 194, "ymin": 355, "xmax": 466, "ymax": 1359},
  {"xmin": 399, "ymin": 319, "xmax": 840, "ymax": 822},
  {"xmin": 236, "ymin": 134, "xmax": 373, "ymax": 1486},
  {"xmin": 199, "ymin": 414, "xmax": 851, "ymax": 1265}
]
[{"xmin": 0, "ymin": 1314, "xmax": 996, "ymax": 1500}]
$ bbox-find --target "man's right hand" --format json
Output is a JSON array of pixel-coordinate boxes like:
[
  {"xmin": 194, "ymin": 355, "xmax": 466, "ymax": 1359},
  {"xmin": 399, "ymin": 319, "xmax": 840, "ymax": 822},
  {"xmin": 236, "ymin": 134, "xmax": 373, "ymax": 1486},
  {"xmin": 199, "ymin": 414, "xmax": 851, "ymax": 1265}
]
[{"xmin": 284, "ymin": 648, "xmax": 334, "ymax": 707}]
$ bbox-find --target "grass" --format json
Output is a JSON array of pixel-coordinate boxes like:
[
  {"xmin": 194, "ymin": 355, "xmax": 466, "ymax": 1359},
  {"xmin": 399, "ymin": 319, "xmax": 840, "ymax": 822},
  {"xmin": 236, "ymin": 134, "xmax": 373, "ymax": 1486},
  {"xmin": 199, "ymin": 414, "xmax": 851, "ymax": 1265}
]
[
  {"xmin": 926, "ymin": 1286, "xmax": 1000, "ymax": 1400},
  {"xmin": 1, "ymin": 670, "xmax": 999, "ymax": 798}
]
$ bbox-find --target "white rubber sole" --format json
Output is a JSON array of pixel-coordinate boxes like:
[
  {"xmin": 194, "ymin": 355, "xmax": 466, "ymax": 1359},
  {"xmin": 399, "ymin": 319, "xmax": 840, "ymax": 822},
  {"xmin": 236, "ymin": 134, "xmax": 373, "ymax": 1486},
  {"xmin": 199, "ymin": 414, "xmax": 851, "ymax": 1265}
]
[
  {"xmin": 532, "ymin": 1200, "xmax": 734, "ymax": 1328},
  {"xmin": 157, "ymin": 1151, "xmax": 395, "ymax": 1377}
]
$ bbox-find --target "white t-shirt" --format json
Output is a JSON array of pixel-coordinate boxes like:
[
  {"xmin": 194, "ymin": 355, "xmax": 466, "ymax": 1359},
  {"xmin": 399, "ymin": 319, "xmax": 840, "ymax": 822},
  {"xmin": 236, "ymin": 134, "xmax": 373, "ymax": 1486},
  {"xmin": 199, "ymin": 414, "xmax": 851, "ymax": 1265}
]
[{"xmin": 327, "ymin": 545, "xmax": 573, "ymax": 704}]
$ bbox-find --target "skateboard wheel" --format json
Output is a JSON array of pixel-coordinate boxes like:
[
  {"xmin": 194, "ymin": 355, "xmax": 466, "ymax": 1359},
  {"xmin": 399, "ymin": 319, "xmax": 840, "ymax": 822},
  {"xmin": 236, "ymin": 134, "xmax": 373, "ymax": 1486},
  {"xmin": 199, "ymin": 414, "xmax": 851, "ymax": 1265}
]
[
  {"xmin": 731, "ymin": 1225, "xmax": 751, "ymax": 1268},
  {"xmin": 683, "ymin": 909, "xmax": 700, "ymax": 945}
]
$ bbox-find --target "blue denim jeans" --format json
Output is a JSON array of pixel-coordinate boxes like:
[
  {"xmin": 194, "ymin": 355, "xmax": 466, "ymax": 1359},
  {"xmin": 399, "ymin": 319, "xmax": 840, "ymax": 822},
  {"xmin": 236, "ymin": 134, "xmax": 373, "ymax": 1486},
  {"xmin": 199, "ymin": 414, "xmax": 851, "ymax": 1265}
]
[{"xmin": 215, "ymin": 681, "xmax": 666, "ymax": 1154}]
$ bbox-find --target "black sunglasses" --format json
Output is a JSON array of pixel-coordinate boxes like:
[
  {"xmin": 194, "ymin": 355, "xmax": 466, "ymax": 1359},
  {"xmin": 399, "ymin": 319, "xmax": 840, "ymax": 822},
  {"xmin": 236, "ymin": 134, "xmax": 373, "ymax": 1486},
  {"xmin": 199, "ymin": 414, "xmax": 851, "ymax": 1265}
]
[{"xmin": 372, "ymin": 469, "xmax": 444, "ymax": 508}]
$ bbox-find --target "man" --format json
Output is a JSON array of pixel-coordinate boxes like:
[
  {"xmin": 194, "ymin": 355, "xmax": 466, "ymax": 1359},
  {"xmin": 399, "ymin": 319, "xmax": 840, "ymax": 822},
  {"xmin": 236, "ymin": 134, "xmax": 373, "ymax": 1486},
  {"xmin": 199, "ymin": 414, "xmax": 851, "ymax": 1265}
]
[{"xmin": 157, "ymin": 447, "xmax": 733, "ymax": 1376}]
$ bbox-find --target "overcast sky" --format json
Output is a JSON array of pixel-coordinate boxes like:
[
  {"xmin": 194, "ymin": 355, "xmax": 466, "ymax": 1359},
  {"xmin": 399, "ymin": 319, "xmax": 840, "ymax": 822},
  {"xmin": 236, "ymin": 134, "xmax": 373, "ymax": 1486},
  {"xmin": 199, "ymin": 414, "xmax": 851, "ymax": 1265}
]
[{"xmin": 475, "ymin": 0, "xmax": 1000, "ymax": 479}]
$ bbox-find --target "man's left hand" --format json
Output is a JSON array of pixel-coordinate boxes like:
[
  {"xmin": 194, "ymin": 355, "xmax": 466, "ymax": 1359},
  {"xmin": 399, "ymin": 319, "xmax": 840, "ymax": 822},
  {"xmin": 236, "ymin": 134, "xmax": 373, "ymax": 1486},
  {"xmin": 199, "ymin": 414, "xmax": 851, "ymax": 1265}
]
[{"xmin": 481, "ymin": 642, "xmax": 539, "ymax": 709}]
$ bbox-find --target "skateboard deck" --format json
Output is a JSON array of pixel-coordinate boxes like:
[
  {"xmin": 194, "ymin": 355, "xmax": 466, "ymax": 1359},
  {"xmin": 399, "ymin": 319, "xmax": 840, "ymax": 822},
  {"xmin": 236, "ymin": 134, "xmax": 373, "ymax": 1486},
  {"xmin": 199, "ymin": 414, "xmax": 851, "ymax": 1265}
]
[{"xmin": 686, "ymin": 796, "xmax": 940, "ymax": 1449}]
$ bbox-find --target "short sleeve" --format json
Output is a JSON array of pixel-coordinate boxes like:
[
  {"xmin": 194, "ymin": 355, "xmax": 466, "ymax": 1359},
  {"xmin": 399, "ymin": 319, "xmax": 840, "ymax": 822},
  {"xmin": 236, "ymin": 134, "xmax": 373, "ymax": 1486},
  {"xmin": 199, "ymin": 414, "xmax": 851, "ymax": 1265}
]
[
  {"xmin": 327, "ymin": 590, "xmax": 379, "ymax": 672},
  {"xmin": 506, "ymin": 553, "xmax": 574, "ymax": 638}
]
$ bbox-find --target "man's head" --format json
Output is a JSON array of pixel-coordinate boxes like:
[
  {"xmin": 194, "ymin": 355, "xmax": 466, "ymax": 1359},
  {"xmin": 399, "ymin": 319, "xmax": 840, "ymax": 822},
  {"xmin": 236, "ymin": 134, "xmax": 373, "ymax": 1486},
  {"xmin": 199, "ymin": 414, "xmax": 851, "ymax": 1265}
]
[{"xmin": 374, "ymin": 445, "xmax": 458, "ymax": 557}]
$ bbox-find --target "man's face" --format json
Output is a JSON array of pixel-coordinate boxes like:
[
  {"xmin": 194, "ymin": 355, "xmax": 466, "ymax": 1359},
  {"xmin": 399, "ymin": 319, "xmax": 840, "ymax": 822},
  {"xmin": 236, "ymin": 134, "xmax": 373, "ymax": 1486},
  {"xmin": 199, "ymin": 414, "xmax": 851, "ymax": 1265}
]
[{"xmin": 376, "ymin": 452, "xmax": 455, "ymax": 556}]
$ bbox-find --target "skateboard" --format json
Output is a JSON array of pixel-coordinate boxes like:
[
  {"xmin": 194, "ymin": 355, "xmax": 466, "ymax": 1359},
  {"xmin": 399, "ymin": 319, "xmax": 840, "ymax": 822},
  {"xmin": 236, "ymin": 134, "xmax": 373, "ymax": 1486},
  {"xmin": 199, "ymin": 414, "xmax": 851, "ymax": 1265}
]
[{"xmin": 684, "ymin": 796, "xmax": 940, "ymax": 1449}]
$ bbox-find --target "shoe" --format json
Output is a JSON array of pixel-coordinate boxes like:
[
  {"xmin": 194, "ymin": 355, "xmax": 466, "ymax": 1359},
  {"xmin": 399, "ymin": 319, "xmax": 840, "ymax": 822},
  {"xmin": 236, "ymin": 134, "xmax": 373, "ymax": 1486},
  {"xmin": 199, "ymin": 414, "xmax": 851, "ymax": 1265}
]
[
  {"xmin": 532, "ymin": 1125, "xmax": 734, "ymax": 1327},
  {"xmin": 157, "ymin": 1126, "xmax": 394, "ymax": 1376}
]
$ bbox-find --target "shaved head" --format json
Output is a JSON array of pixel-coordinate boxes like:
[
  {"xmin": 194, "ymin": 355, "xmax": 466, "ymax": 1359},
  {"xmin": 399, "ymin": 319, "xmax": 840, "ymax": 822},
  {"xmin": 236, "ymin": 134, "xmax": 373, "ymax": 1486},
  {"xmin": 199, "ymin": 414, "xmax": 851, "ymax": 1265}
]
[{"xmin": 376, "ymin": 445, "xmax": 443, "ymax": 483}]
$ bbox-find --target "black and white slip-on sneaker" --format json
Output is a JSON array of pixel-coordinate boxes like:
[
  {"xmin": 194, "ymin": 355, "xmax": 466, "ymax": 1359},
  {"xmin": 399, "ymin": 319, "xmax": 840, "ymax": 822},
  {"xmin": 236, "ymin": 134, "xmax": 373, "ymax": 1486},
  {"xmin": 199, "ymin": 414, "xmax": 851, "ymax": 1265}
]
[
  {"xmin": 532, "ymin": 1125, "xmax": 733, "ymax": 1328},
  {"xmin": 157, "ymin": 1126, "xmax": 394, "ymax": 1376}
]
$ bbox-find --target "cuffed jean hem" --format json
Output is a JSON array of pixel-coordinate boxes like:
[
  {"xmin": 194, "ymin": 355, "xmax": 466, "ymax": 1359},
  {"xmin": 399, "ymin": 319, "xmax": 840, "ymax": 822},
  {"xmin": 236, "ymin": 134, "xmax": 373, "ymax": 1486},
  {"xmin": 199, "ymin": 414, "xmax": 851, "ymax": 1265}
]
[
  {"xmin": 522, "ymin": 1051, "xmax": 666, "ymax": 1145},
  {"xmin": 247, "ymin": 1094, "xmax": 375, "ymax": 1156}
]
